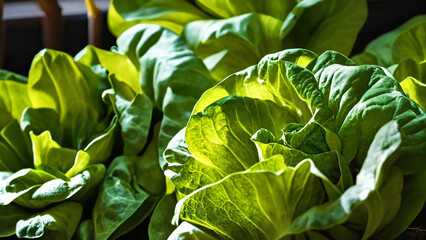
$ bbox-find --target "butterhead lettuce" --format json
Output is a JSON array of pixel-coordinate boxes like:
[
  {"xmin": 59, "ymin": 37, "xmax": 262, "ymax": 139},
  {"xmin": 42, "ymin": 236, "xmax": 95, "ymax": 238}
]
[
  {"xmin": 164, "ymin": 49, "xmax": 426, "ymax": 239},
  {"xmin": 0, "ymin": 49, "xmax": 117, "ymax": 239}
]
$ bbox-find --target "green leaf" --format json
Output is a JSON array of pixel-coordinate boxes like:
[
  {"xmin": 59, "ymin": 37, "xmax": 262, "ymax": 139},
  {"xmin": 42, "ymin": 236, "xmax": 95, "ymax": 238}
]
[
  {"xmin": 280, "ymin": 0, "xmax": 367, "ymax": 56},
  {"xmin": 67, "ymin": 164, "xmax": 106, "ymax": 201},
  {"xmin": 167, "ymin": 49, "xmax": 426, "ymax": 239},
  {"xmin": 117, "ymin": 24, "xmax": 214, "ymax": 167},
  {"xmin": 0, "ymin": 203, "xmax": 29, "ymax": 237},
  {"xmin": 373, "ymin": 171, "xmax": 426, "ymax": 240},
  {"xmin": 351, "ymin": 52, "xmax": 378, "ymax": 66},
  {"xmin": 0, "ymin": 69, "xmax": 27, "ymax": 83},
  {"xmin": 352, "ymin": 15, "xmax": 426, "ymax": 67},
  {"xmin": 392, "ymin": 59, "xmax": 425, "ymax": 82},
  {"xmin": 296, "ymin": 50, "xmax": 426, "ymax": 174},
  {"xmin": 74, "ymin": 219, "xmax": 95, "ymax": 240},
  {"xmin": 0, "ymin": 164, "xmax": 104, "ymax": 209},
  {"xmin": 399, "ymin": 76, "xmax": 426, "ymax": 111},
  {"xmin": 187, "ymin": 95, "xmax": 298, "ymax": 173},
  {"xmin": 108, "ymin": 0, "xmax": 209, "ymax": 36},
  {"xmin": 278, "ymin": 121, "xmax": 405, "ymax": 240},
  {"xmin": 165, "ymin": 94, "xmax": 302, "ymax": 200},
  {"xmin": 28, "ymin": 49, "xmax": 110, "ymax": 149},
  {"xmin": 246, "ymin": 148, "xmax": 345, "ymax": 200},
  {"xmin": 105, "ymin": 90, "xmax": 153, "ymax": 156},
  {"xmin": 23, "ymin": 108, "xmax": 117, "ymax": 167},
  {"xmin": 192, "ymin": 49, "xmax": 321, "ymax": 121},
  {"xmin": 352, "ymin": 15, "xmax": 426, "ymax": 118},
  {"xmin": 391, "ymin": 21, "xmax": 426, "ymax": 64},
  {"xmin": 314, "ymin": 63, "xmax": 425, "ymax": 174},
  {"xmin": 148, "ymin": 194, "xmax": 178, "ymax": 240},
  {"xmin": 93, "ymin": 156, "xmax": 156, "ymax": 240},
  {"xmin": 16, "ymin": 202, "xmax": 83, "ymax": 240},
  {"xmin": 164, "ymin": 128, "xmax": 226, "ymax": 199},
  {"xmin": 95, "ymin": 123, "xmax": 166, "ymax": 239},
  {"xmin": 108, "ymin": 0, "xmax": 366, "ymax": 58},
  {"xmin": 305, "ymin": 49, "xmax": 355, "ymax": 74},
  {"xmin": 168, "ymin": 221, "xmax": 217, "ymax": 240},
  {"xmin": 0, "ymin": 120, "xmax": 32, "ymax": 171},
  {"xmin": 252, "ymin": 127, "xmax": 352, "ymax": 194},
  {"xmin": 83, "ymin": 116, "xmax": 118, "ymax": 164},
  {"xmin": 75, "ymin": 45, "xmax": 141, "ymax": 96},
  {"xmin": 0, "ymin": 79, "xmax": 29, "ymax": 128},
  {"xmin": 135, "ymin": 122, "xmax": 165, "ymax": 196},
  {"xmin": 0, "ymin": 169, "xmax": 56, "ymax": 206},
  {"xmin": 183, "ymin": 13, "xmax": 283, "ymax": 81},
  {"xmin": 194, "ymin": 0, "xmax": 296, "ymax": 20},
  {"xmin": 175, "ymin": 160, "xmax": 326, "ymax": 240},
  {"xmin": 21, "ymin": 108, "xmax": 63, "ymax": 143},
  {"xmin": 30, "ymin": 131, "xmax": 76, "ymax": 174},
  {"xmin": 282, "ymin": 121, "xmax": 330, "ymax": 154}
]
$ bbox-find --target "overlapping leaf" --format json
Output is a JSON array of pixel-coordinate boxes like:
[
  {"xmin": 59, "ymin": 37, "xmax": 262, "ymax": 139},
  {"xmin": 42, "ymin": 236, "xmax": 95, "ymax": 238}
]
[
  {"xmin": 166, "ymin": 49, "xmax": 426, "ymax": 239},
  {"xmin": 108, "ymin": 0, "xmax": 366, "ymax": 82},
  {"xmin": 74, "ymin": 24, "xmax": 215, "ymax": 239},
  {"xmin": 0, "ymin": 49, "xmax": 118, "ymax": 239}
]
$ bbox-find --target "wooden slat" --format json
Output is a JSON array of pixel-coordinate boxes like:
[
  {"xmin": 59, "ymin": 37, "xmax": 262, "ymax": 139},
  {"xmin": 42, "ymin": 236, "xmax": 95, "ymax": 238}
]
[
  {"xmin": 3, "ymin": 0, "xmax": 110, "ymax": 21},
  {"xmin": 85, "ymin": 0, "xmax": 102, "ymax": 47},
  {"xmin": 36, "ymin": 0, "xmax": 63, "ymax": 50}
]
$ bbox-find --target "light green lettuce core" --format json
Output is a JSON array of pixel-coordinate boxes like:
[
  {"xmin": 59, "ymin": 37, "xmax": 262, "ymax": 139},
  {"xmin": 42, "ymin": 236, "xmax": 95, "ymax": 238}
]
[{"xmin": 165, "ymin": 49, "xmax": 426, "ymax": 240}]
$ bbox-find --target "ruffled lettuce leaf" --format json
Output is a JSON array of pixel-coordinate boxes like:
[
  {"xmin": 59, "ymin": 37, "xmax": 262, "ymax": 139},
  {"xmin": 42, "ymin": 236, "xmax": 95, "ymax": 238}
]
[
  {"xmin": 165, "ymin": 49, "xmax": 426, "ymax": 239},
  {"xmin": 276, "ymin": 121, "xmax": 405, "ymax": 239},
  {"xmin": 16, "ymin": 202, "xmax": 83, "ymax": 240},
  {"xmin": 174, "ymin": 159, "xmax": 327, "ymax": 240},
  {"xmin": 193, "ymin": 49, "xmax": 425, "ymax": 174}
]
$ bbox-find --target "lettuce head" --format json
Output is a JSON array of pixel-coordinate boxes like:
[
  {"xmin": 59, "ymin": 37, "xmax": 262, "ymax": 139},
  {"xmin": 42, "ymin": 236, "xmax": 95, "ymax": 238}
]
[{"xmin": 164, "ymin": 49, "xmax": 426, "ymax": 240}]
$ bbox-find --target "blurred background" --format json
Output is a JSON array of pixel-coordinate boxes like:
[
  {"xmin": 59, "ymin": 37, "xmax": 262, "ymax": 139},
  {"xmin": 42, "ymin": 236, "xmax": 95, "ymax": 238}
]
[
  {"xmin": 0, "ymin": 0, "xmax": 425, "ymax": 75},
  {"xmin": 1, "ymin": 0, "xmax": 114, "ymax": 74}
]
